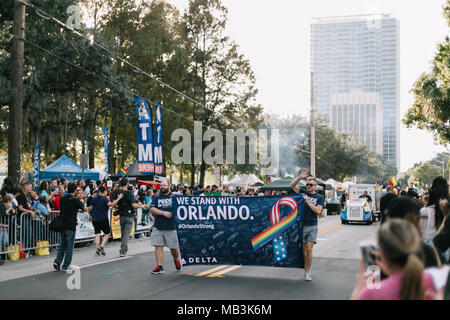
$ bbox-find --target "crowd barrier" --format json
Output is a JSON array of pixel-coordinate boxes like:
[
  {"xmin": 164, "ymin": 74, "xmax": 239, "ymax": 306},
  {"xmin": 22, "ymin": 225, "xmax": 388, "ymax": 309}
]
[{"xmin": 0, "ymin": 208, "xmax": 154, "ymax": 260}]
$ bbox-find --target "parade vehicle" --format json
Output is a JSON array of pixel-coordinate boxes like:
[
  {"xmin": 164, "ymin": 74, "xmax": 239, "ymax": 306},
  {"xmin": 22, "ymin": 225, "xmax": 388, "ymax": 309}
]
[{"xmin": 340, "ymin": 198, "xmax": 373, "ymax": 225}]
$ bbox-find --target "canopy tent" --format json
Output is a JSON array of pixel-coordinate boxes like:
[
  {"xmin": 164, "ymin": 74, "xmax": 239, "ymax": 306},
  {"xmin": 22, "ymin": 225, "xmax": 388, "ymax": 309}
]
[
  {"xmin": 326, "ymin": 178, "xmax": 343, "ymax": 189},
  {"xmin": 39, "ymin": 155, "xmax": 99, "ymax": 181},
  {"xmin": 260, "ymin": 177, "xmax": 324, "ymax": 192},
  {"xmin": 222, "ymin": 174, "xmax": 264, "ymax": 189}
]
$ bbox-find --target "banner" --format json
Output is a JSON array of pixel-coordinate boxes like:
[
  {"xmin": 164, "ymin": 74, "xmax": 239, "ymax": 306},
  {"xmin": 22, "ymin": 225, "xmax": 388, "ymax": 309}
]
[
  {"xmin": 136, "ymin": 208, "xmax": 154, "ymax": 232},
  {"xmin": 134, "ymin": 95, "xmax": 154, "ymax": 175},
  {"xmin": 75, "ymin": 211, "xmax": 95, "ymax": 240},
  {"xmin": 104, "ymin": 124, "xmax": 109, "ymax": 178},
  {"xmin": 175, "ymin": 194, "xmax": 304, "ymax": 268},
  {"xmin": 33, "ymin": 138, "xmax": 40, "ymax": 191},
  {"xmin": 154, "ymin": 101, "xmax": 163, "ymax": 175}
]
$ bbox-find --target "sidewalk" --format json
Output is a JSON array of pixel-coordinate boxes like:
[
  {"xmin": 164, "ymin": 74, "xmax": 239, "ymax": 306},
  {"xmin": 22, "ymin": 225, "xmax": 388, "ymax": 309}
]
[{"xmin": 0, "ymin": 236, "xmax": 156, "ymax": 282}]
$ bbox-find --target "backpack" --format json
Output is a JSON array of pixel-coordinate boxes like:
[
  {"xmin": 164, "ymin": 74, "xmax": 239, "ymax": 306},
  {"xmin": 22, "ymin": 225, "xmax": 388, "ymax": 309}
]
[{"xmin": 117, "ymin": 191, "xmax": 134, "ymax": 216}]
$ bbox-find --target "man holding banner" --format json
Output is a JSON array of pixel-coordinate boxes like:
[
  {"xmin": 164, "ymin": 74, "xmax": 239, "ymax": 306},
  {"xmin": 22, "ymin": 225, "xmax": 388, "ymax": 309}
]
[
  {"xmin": 291, "ymin": 169, "xmax": 324, "ymax": 281},
  {"xmin": 149, "ymin": 179, "xmax": 182, "ymax": 274}
]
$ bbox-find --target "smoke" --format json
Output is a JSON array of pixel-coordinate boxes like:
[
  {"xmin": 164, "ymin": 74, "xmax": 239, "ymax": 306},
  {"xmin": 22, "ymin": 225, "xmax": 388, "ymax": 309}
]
[{"xmin": 263, "ymin": 113, "xmax": 310, "ymax": 178}]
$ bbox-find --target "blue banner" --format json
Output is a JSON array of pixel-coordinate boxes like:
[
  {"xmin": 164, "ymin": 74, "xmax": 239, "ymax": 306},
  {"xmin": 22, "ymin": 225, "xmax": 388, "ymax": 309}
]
[
  {"xmin": 175, "ymin": 194, "xmax": 304, "ymax": 268},
  {"xmin": 154, "ymin": 101, "xmax": 163, "ymax": 176},
  {"xmin": 33, "ymin": 138, "xmax": 40, "ymax": 191},
  {"xmin": 86, "ymin": 131, "xmax": 89, "ymax": 156},
  {"xmin": 134, "ymin": 95, "xmax": 154, "ymax": 175},
  {"xmin": 104, "ymin": 124, "xmax": 109, "ymax": 178}
]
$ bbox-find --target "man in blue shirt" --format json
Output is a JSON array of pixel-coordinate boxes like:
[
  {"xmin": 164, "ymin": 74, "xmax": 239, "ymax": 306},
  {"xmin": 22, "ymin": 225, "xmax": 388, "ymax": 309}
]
[
  {"xmin": 149, "ymin": 179, "xmax": 182, "ymax": 274},
  {"xmin": 291, "ymin": 169, "xmax": 324, "ymax": 281},
  {"xmin": 88, "ymin": 186, "xmax": 123, "ymax": 257}
]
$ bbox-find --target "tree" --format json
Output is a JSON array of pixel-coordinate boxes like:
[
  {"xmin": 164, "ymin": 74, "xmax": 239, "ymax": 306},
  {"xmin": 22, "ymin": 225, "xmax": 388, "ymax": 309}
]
[
  {"xmin": 182, "ymin": 0, "xmax": 263, "ymax": 186},
  {"xmin": 408, "ymin": 162, "xmax": 442, "ymax": 187},
  {"xmin": 403, "ymin": 0, "xmax": 450, "ymax": 144}
]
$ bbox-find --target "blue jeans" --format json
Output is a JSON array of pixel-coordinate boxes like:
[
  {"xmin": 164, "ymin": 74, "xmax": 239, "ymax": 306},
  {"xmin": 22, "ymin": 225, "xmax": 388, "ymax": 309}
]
[
  {"xmin": 0, "ymin": 229, "xmax": 8, "ymax": 258},
  {"xmin": 54, "ymin": 229, "xmax": 75, "ymax": 269}
]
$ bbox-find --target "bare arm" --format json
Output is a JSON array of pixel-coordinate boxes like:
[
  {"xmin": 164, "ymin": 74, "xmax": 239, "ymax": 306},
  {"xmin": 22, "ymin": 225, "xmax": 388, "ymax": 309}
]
[
  {"xmin": 290, "ymin": 169, "xmax": 310, "ymax": 193},
  {"xmin": 150, "ymin": 207, "xmax": 172, "ymax": 218}
]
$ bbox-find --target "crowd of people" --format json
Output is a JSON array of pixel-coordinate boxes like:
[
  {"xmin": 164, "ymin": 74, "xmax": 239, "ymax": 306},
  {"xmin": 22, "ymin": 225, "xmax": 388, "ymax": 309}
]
[
  {"xmin": 349, "ymin": 176, "xmax": 450, "ymax": 300},
  {"xmin": 1, "ymin": 172, "xmax": 449, "ymax": 299}
]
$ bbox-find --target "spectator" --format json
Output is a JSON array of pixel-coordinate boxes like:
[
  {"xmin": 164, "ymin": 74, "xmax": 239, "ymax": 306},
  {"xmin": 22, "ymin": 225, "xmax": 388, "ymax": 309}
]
[
  {"xmin": 420, "ymin": 177, "xmax": 449, "ymax": 244},
  {"xmin": 53, "ymin": 185, "xmax": 66, "ymax": 211},
  {"xmin": 380, "ymin": 186, "xmax": 397, "ymax": 224},
  {"xmin": 351, "ymin": 219, "xmax": 437, "ymax": 300},
  {"xmin": 16, "ymin": 182, "xmax": 39, "ymax": 253},
  {"xmin": 386, "ymin": 196, "xmax": 443, "ymax": 268},
  {"xmin": 53, "ymin": 183, "xmax": 88, "ymax": 272},
  {"xmin": 433, "ymin": 213, "xmax": 450, "ymax": 264},
  {"xmin": 0, "ymin": 194, "xmax": 15, "ymax": 265}
]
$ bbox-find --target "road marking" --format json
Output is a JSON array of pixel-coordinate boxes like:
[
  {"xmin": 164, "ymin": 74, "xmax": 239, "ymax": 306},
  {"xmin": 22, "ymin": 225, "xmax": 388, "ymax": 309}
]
[
  {"xmin": 193, "ymin": 265, "xmax": 231, "ymax": 277},
  {"xmin": 206, "ymin": 265, "xmax": 242, "ymax": 278},
  {"xmin": 318, "ymin": 222, "xmax": 343, "ymax": 236},
  {"xmin": 79, "ymin": 256, "xmax": 132, "ymax": 270}
]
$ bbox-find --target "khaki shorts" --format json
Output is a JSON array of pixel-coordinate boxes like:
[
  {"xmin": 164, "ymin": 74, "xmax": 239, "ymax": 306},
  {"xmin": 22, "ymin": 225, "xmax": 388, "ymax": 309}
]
[{"xmin": 151, "ymin": 228, "xmax": 179, "ymax": 249}]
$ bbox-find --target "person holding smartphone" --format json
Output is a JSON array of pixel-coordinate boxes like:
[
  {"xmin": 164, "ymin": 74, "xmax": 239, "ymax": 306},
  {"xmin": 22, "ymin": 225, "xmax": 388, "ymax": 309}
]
[
  {"xmin": 351, "ymin": 219, "xmax": 437, "ymax": 300},
  {"xmin": 291, "ymin": 169, "xmax": 324, "ymax": 281}
]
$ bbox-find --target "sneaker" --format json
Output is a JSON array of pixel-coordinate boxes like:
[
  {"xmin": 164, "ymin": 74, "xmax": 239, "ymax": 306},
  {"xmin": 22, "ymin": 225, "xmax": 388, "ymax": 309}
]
[
  {"xmin": 174, "ymin": 259, "xmax": 182, "ymax": 271},
  {"xmin": 99, "ymin": 246, "xmax": 106, "ymax": 256},
  {"xmin": 95, "ymin": 250, "xmax": 101, "ymax": 257},
  {"xmin": 304, "ymin": 272, "xmax": 312, "ymax": 281},
  {"xmin": 53, "ymin": 261, "xmax": 60, "ymax": 271},
  {"xmin": 120, "ymin": 251, "xmax": 127, "ymax": 257},
  {"xmin": 151, "ymin": 266, "xmax": 165, "ymax": 274}
]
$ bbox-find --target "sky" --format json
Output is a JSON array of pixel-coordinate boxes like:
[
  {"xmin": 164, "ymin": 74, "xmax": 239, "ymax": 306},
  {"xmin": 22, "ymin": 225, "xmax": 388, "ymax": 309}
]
[{"xmin": 167, "ymin": 0, "xmax": 449, "ymax": 173}]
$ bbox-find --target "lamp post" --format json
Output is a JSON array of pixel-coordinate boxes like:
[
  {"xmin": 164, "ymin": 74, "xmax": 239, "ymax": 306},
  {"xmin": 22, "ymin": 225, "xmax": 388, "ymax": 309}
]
[{"xmin": 310, "ymin": 72, "xmax": 316, "ymax": 177}]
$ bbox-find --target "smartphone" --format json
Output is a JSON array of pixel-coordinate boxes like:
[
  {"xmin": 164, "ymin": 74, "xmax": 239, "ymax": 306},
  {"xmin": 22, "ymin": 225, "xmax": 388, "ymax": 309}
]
[{"xmin": 359, "ymin": 240, "xmax": 380, "ymax": 269}]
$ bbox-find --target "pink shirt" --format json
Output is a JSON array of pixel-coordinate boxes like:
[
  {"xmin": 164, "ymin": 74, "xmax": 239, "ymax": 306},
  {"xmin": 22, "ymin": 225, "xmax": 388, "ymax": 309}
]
[{"xmin": 356, "ymin": 272, "xmax": 436, "ymax": 300}]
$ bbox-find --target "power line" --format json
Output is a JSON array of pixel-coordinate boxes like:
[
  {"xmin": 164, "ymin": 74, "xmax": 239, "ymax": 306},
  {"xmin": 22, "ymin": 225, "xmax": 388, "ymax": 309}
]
[{"xmin": 19, "ymin": 0, "xmax": 247, "ymax": 130}]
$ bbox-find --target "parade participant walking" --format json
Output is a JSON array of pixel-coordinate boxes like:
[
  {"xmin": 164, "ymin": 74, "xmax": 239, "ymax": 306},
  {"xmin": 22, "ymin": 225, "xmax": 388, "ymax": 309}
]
[
  {"xmin": 115, "ymin": 178, "xmax": 147, "ymax": 257},
  {"xmin": 150, "ymin": 179, "xmax": 182, "ymax": 274},
  {"xmin": 53, "ymin": 183, "xmax": 88, "ymax": 271},
  {"xmin": 291, "ymin": 169, "xmax": 324, "ymax": 281},
  {"xmin": 89, "ymin": 186, "xmax": 123, "ymax": 257}
]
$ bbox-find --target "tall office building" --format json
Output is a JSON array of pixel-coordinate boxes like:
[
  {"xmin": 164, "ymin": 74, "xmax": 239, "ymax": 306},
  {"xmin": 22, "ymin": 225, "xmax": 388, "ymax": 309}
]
[{"xmin": 311, "ymin": 14, "xmax": 400, "ymax": 169}]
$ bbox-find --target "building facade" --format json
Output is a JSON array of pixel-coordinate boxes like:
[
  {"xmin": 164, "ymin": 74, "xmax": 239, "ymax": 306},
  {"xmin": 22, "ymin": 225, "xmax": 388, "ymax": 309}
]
[{"xmin": 311, "ymin": 14, "xmax": 400, "ymax": 169}]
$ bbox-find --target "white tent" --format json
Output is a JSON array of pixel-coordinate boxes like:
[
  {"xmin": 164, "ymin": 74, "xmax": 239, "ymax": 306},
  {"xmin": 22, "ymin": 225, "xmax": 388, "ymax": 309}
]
[
  {"xmin": 222, "ymin": 174, "xmax": 264, "ymax": 189},
  {"xmin": 326, "ymin": 178, "xmax": 343, "ymax": 189}
]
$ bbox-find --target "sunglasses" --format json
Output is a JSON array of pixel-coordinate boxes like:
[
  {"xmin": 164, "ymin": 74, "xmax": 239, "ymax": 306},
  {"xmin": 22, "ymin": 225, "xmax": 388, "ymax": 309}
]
[{"xmin": 306, "ymin": 184, "xmax": 316, "ymax": 187}]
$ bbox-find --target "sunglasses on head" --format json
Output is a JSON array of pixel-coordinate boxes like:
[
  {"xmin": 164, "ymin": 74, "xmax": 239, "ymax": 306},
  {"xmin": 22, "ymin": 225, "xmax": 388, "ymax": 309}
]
[{"xmin": 306, "ymin": 183, "xmax": 316, "ymax": 187}]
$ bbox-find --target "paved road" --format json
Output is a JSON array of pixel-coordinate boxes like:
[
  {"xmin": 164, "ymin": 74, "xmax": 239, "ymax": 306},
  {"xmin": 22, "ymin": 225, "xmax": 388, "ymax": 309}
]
[{"xmin": 0, "ymin": 214, "xmax": 379, "ymax": 300}]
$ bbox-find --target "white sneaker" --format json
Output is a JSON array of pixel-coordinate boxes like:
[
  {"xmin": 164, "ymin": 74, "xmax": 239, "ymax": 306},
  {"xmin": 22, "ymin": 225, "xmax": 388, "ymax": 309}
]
[{"xmin": 304, "ymin": 272, "xmax": 312, "ymax": 281}]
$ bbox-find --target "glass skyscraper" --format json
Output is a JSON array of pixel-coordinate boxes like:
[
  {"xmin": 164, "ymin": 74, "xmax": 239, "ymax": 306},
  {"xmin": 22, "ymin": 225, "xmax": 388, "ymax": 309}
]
[{"xmin": 311, "ymin": 14, "xmax": 400, "ymax": 169}]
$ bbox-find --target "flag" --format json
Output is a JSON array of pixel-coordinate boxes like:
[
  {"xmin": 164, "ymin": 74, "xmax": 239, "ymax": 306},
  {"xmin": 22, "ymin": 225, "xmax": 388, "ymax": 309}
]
[
  {"xmin": 104, "ymin": 124, "xmax": 109, "ymax": 178},
  {"xmin": 119, "ymin": 168, "xmax": 127, "ymax": 176},
  {"xmin": 33, "ymin": 138, "xmax": 40, "ymax": 191},
  {"xmin": 154, "ymin": 101, "xmax": 163, "ymax": 175},
  {"xmin": 390, "ymin": 176, "xmax": 397, "ymax": 187},
  {"xmin": 134, "ymin": 95, "xmax": 154, "ymax": 175}
]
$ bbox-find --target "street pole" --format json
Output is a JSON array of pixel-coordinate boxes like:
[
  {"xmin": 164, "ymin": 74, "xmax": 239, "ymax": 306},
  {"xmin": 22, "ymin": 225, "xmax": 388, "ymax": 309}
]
[
  {"xmin": 8, "ymin": 0, "xmax": 25, "ymax": 185},
  {"xmin": 310, "ymin": 72, "xmax": 316, "ymax": 177}
]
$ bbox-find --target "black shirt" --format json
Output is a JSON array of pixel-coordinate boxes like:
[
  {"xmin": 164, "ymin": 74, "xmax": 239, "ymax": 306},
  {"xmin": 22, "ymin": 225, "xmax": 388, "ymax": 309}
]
[
  {"xmin": 434, "ymin": 214, "xmax": 450, "ymax": 256},
  {"xmin": 60, "ymin": 194, "xmax": 85, "ymax": 231},
  {"xmin": 16, "ymin": 193, "xmax": 32, "ymax": 218},
  {"xmin": 115, "ymin": 190, "xmax": 137, "ymax": 218},
  {"xmin": 380, "ymin": 193, "xmax": 397, "ymax": 220},
  {"xmin": 151, "ymin": 193, "xmax": 176, "ymax": 230}
]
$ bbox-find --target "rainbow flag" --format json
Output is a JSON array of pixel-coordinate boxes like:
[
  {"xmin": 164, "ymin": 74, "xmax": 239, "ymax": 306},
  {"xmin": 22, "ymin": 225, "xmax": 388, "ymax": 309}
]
[
  {"xmin": 118, "ymin": 168, "xmax": 127, "ymax": 176},
  {"xmin": 390, "ymin": 176, "xmax": 397, "ymax": 187},
  {"xmin": 251, "ymin": 197, "xmax": 298, "ymax": 251}
]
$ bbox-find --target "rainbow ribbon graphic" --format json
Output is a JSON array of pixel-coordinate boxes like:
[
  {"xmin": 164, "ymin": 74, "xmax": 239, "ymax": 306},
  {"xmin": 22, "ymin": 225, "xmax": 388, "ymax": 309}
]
[{"xmin": 251, "ymin": 197, "xmax": 298, "ymax": 262}]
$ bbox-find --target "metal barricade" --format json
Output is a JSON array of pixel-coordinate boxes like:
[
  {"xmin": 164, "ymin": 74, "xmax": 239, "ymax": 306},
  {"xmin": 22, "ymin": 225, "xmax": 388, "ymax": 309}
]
[{"xmin": 0, "ymin": 214, "xmax": 17, "ymax": 256}]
